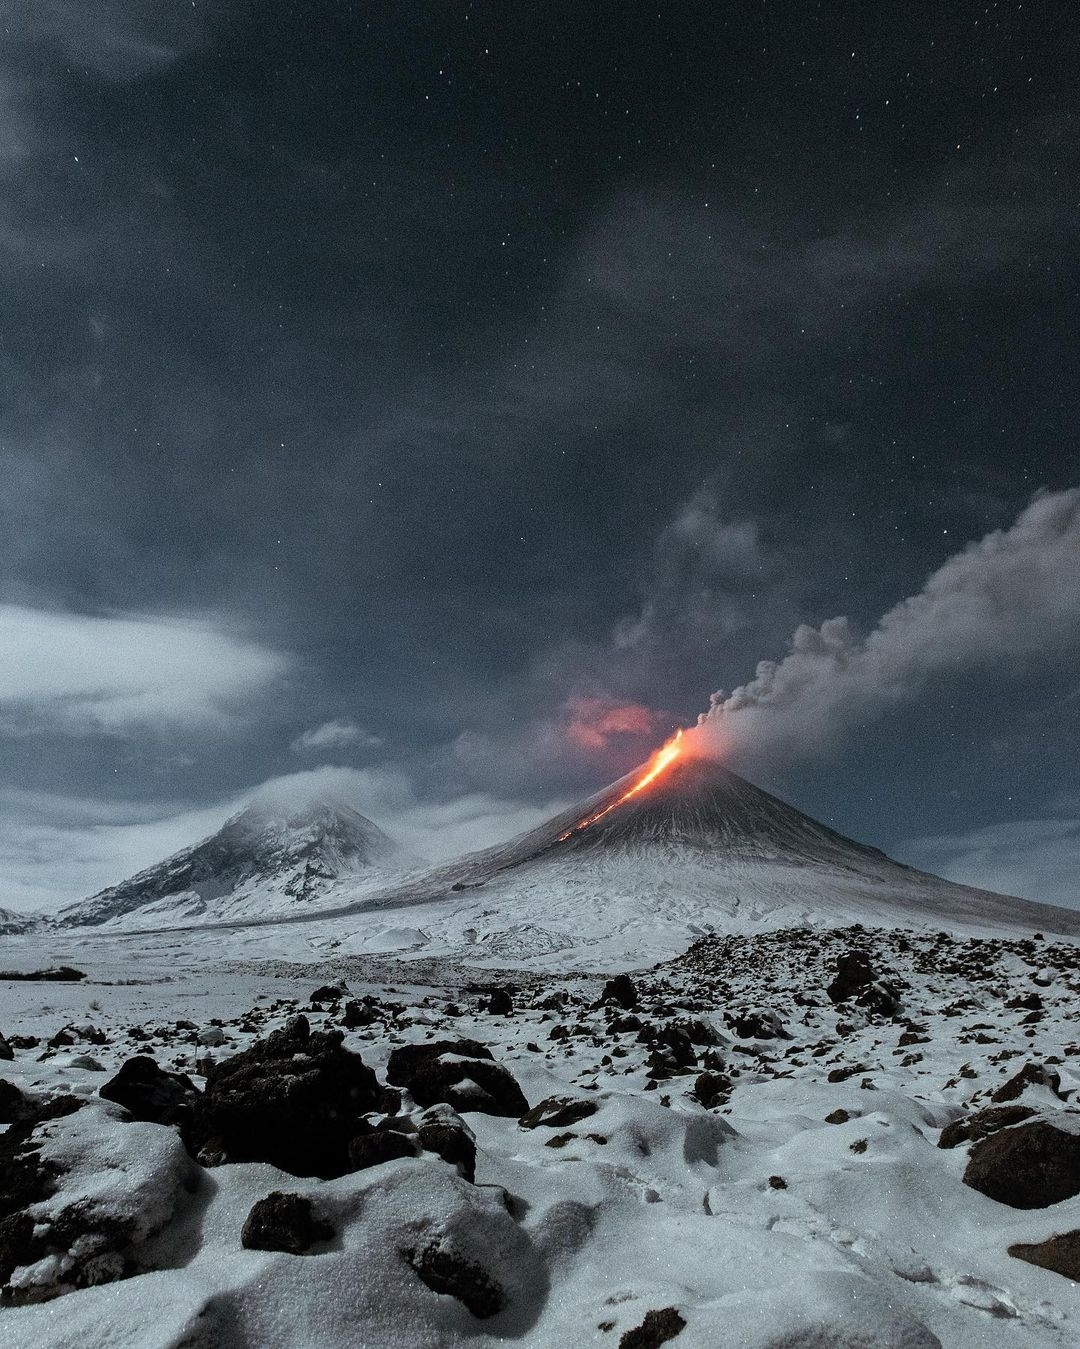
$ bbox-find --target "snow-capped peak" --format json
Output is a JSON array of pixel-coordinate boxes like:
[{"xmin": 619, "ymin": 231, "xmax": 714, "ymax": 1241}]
[{"xmin": 53, "ymin": 796, "xmax": 406, "ymax": 930}]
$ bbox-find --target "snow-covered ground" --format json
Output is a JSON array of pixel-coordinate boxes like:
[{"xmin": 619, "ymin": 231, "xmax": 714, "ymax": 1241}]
[{"xmin": 2, "ymin": 921, "xmax": 1079, "ymax": 1348}]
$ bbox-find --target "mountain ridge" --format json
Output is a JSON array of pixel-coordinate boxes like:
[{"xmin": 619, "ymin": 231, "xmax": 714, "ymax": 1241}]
[{"xmin": 53, "ymin": 797, "xmax": 407, "ymax": 930}]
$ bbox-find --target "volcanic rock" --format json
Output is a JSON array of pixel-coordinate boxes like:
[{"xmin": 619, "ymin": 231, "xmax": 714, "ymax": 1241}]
[
  {"xmin": 990, "ymin": 1062, "xmax": 1065, "ymax": 1104},
  {"xmin": 404, "ymin": 1238, "xmax": 505, "ymax": 1318},
  {"xmin": 693, "ymin": 1071, "xmax": 731, "ymax": 1109},
  {"xmin": 99, "ymin": 1056, "xmax": 199, "ymax": 1126},
  {"xmin": 1008, "ymin": 1230, "xmax": 1080, "ymax": 1281},
  {"xmin": 964, "ymin": 1119, "xmax": 1080, "ymax": 1208},
  {"xmin": 347, "ymin": 1127, "xmax": 418, "ymax": 1170},
  {"xmin": 241, "ymin": 1191, "xmax": 333, "ymax": 1254},
  {"xmin": 342, "ymin": 998, "xmax": 378, "ymax": 1029},
  {"xmin": 417, "ymin": 1104, "xmax": 477, "ymax": 1181},
  {"xmin": 726, "ymin": 1008, "xmax": 789, "ymax": 1040},
  {"xmin": 826, "ymin": 951, "xmax": 876, "ymax": 1003},
  {"xmin": 185, "ymin": 1014, "xmax": 388, "ymax": 1177},
  {"xmin": 385, "ymin": 1038, "xmax": 528, "ymax": 1117},
  {"xmin": 310, "ymin": 983, "xmax": 345, "ymax": 1005},
  {"xmin": 0, "ymin": 1079, "xmax": 29, "ymax": 1123},
  {"xmin": 601, "ymin": 974, "xmax": 639, "ymax": 1010},
  {"xmin": 619, "ymin": 1306, "xmax": 687, "ymax": 1348},
  {"xmin": 486, "ymin": 987, "xmax": 514, "ymax": 1016},
  {"xmin": 520, "ymin": 1096, "xmax": 599, "ymax": 1130},
  {"xmin": 938, "ymin": 1104, "xmax": 1038, "ymax": 1149}
]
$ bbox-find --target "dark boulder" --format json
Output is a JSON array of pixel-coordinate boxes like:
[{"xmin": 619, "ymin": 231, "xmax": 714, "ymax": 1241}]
[
  {"xmin": 991, "ymin": 1062, "xmax": 1066, "ymax": 1104},
  {"xmin": 827, "ymin": 951, "xmax": 875, "ymax": 1003},
  {"xmin": 0, "ymin": 1033, "xmax": 12, "ymax": 1061},
  {"xmin": 241, "ymin": 1191, "xmax": 333, "ymax": 1254},
  {"xmin": 486, "ymin": 987, "xmax": 514, "ymax": 1016},
  {"xmin": 404, "ymin": 1239, "xmax": 505, "ymax": 1318},
  {"xmin": 964, "ymin": 1120, "xmax": 1080, "ymax": 1208},
  {"xmin": 309, "ymin": 984, "xmax": 345, "ymax": 1006},
  {"xmin": 342, "ymin": 999, "xmax": 378, "ymax": 1029},
  {"xmin": 725, "ymin": 1009, "xmax": 790, "ymax": 1041},
  {"xmin": 1009, "ymin": 1230, "xmax": 1080, "ymax": 1281},
  {"xmin": 385, "ymin": 1039, "xmax": 528, "ymax": 1117},
  {"xmin": 347, "ymin": 1127, "xmax": 418, "ymax": 1170},
  {"xmin": 938, "ymin": 1104, "xmax": 1037, "ymax": 1149},
  {"xmin": 826, "ymin": 950, "xmax": 902, "ymax": 1017},
  {"xmin": 693, "ymin": 1072, "xmax": 730, "ymax": 1109},
  {"xmin": 185, "ymin": 1014, "xmax": 388, "ymax": 1178},
  {"xmin": 600, "ymin": 975, "xmax": 639, "ymax": 1010},
  {"xmin": 100, "ymin": 1056, "xmax": 199, "ymax": 1126},
  {"xmin": 520, "ymin": 1096, "xmax": 599, "ymax": 1130},
  {"xmin": 417, "ymin": 1105, "xmax": 477, "ymax": 1182},
  {"xmin": 0, "ymin": 1079, "xmax": 29, "ymax": 1123}
]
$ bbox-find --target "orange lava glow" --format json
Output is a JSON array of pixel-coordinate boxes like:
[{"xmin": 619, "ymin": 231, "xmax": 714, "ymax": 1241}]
[{"xmin": 558, "ymin": 728, "xmax": 685, "ymax": 841}]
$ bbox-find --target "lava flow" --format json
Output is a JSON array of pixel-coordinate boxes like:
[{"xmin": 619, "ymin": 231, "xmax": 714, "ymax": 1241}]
[{"xmin": 558, "ymin": 728, "xmax": 685, "ymax": 841}]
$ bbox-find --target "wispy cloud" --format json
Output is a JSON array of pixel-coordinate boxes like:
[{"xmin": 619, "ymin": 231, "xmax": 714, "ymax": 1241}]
[
  {"xmin": 899, "ymin": 815, "xmax": 1080, "ymax": 911},
  {"xmin": 0, "ymin": 604, "xmax": 290, "ymax": 735},
  {"xmin": 290, "ymin": 719, "xmax": 383, "ymax": 754},
  {"xmin": 1, "ymin": 2, "xmax": 209, "ymax": 82},
  {"xmin": 0, "ymin": 764, "xmax": 569, "ymax": 914}
]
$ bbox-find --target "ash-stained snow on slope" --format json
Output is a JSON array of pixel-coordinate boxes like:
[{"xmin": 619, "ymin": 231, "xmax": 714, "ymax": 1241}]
[
  {"xmin": 51, "ymin": 796, "xmax": 414, "ymax": 931},
  {"xmin": 1, "ymin": 923, "xmax": 1080, "ymax": 1346}
]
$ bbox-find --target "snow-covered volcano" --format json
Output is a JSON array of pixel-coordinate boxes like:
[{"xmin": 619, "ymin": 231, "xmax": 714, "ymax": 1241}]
[
  {"xmin": 491, "ymin": 751, "xmax": 890, "ymax": 867},
  {"xmin": 311, "ymin": 752, "xmax": 1080, "ymax": 967},
  {"xmin": 54, "ymin": 796, "xmax": 409, "ymax": 930}
]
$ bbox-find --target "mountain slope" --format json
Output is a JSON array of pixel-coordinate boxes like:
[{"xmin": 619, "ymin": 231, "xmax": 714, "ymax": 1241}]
[
  {"xmin": 54, "ymin": 797, "xmax": 408, "ymax": 930},
  {"xmin": 308, "ymin": 752, "xmax": 1080, "ymax": 968}
]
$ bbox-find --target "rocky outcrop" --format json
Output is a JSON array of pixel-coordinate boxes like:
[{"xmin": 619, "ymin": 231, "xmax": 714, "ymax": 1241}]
[
  {"xmin": 385, "ymin": 1039, "xmax": 528, "ymax": 1117},
  {"xmin": 185, "ymin": 1015, "xmax": 388, "ymax": 1178},
  {"xmin": 964, "ymin": 1119, "xmax": 1080, "ymax": 1208}
]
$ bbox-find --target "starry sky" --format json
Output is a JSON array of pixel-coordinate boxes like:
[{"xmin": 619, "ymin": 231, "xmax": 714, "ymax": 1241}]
[{"xmin": 1, "ymin": 2, "xmax": 1078, "ymax": 910}]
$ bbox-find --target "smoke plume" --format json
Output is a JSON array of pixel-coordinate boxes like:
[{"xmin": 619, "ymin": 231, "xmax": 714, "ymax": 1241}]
[{"xmin": 695, "ymin": 487, "xmax": 1080, "ymax": 761}]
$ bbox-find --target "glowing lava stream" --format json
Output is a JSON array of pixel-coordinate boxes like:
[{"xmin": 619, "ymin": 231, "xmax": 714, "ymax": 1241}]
[{"xmin": 558, "ymin": 728, "xmax": 685, "ymax": 841}]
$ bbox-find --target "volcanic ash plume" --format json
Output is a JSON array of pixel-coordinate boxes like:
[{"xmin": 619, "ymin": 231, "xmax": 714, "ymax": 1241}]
[{"xmin": 694, "ymin": 486, "xmax": 1080, "ymax": 762}]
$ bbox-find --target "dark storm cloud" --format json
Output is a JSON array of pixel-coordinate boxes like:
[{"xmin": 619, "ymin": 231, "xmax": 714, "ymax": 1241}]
[{"xmin": 0, "ymin": 3, "xmax": 1078, "ymax": 905}]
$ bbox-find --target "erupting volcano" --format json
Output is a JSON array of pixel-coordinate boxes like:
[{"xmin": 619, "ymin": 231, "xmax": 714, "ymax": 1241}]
[
  {"xmin": 315, "ymin": 742, "xmax": 1080, "ymax": 967},
  {"xmin": 558, "ymin": 728, "xmax": 686, "ymax": 840}
]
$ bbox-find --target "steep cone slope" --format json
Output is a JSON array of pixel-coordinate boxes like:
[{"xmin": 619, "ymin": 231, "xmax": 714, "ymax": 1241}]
[
  {"xmin": 495, "ymin": 752, "xmax": 889, "ymax": 868},
  {"xmin": 55, "ymin": 796, "xmax": 408, "ymax": 929},
  {"xmin": 313, "ymin": 752, "xmax": 1080, "ymax": 968}
]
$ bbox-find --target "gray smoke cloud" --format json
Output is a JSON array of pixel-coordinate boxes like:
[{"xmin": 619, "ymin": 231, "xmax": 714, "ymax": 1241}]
[{"xmin": 695, "ymin": 487, "xmax": 1080, "ymax": 761}]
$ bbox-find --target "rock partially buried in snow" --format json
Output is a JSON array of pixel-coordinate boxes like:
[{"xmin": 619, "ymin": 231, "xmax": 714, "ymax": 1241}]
[
  {"xmin": 403, "ymin": 1236, "xmax": 506, "ymax": 1318},
  {"xmin": 99, "ymin": 1055, "xmax": 199, "ymax": 1126},
  {"xmin": 241, "ymin": 1191, "xmax": 334, "ymax": 1254},
  {"xmin": 347, "ymin": 1127, "xmax": 418, "ymax": 1170},
  {"xmin": 963, "ymin": 1118, "xmax": 1080, "ymax": 1208},
  {"xmin": 185, "ymin": 1014, "xmax": 389, "ymax": 1177},
  {"xmin": 990, "ymin": 1061, "xmax": 1066, "ymax": 1104},
  {"xmin": 520, "ymin": 1095, "xmax": 599, "ymax": 1130},
  {"xmin": 0, "ymin": 1099, "xmax": 195, "ymax": 1304},
  {"xmin": 1008, "ymin": 1229, "xmax": 1080, "ymax": 1281},
  {"xmin": 937, "ymin": 1103, "xmax": 1037, "ymax": 1149},
  {"xmin": 600, "ymin": 973, "xmax": 639, "ymax": 1010},
  {"xmin": 385, "ymin": 1038, "xmax": 529, "ymax": 1117},
  {"xmin": 619, "ymin": 1306, "xmax": 687, "ymax": 1348},
  {"xmin": 416, "ymin": 1104, "xmax": 477, "ymax": 1182},
  {"xmin": 0, "ymin": 1077, "xmax": 30, "ymax": 1123}
]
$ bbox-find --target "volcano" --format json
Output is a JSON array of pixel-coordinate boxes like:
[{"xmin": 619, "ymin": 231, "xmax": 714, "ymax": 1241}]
[
  {"xmin": 316, "ymin": 750, "xmax": 1080, "ymax": 968},
  {"xmin": 53, "ymin": 796, "xmax": 409, "ymax": 930}
]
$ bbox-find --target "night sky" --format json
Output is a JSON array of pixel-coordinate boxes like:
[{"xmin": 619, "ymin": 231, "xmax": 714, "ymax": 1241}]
[{"xmin": 2, "ymin": 2, "xmax": 1078, "ymax": 910}]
